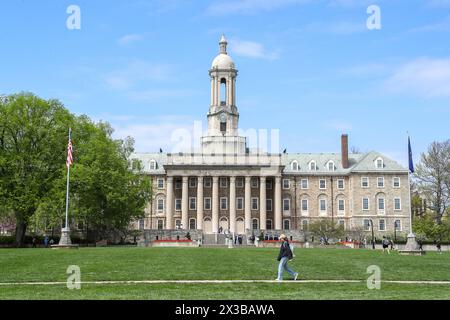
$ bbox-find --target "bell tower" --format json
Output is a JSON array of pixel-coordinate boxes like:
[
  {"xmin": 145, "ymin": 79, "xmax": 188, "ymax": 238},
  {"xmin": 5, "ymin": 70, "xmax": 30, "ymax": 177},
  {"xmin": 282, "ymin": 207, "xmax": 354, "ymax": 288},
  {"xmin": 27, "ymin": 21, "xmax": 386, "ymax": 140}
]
[{"xmin": 201, "ymin": 35, "xmax": 246, "ymax": 154}]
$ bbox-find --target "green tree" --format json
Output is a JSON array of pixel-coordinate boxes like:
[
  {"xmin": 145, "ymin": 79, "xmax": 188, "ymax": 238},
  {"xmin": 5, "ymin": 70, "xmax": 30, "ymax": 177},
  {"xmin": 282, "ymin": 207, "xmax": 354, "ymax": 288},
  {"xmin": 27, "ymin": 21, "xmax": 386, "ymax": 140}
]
[{"xmin": 309, "ymin": 219, "xmax": 345, "ymax": 243}]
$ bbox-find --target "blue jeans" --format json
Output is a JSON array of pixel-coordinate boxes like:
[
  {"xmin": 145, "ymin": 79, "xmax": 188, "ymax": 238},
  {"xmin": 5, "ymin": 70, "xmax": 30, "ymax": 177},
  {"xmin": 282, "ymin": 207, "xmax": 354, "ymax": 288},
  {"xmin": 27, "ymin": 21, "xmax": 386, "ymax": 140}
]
[{"xmin": 277, "ymin": 257, "xmax": 296, "ymax": 280}]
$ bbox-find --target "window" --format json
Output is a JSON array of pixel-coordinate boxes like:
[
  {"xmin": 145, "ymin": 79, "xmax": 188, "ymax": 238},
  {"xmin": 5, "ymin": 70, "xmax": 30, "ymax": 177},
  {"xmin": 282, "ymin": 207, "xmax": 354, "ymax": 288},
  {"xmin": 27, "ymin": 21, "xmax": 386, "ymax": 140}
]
[
  {"xmin": 220, "ymin": 78, "xmax": 227, "ymax": 104},
  {"xmin": 379, "ymin": 219, "xmax": 386, "ymax": 231},
  {"xmin": 327, "ymin": 161, "xmax": 335, "ymax": 171},
  {"xmin": 337, "ymin": 179, "xmax": 344, "ymax": 189},
  {"xmin": 189, "ymin": 178, "xmax": 197, "ymax": 188},
  {"xmin": 266, "ymin": 180, "xmax": 273, "ymax": 189},
  {"xmin": 362, "ymin": 198, "xmax": 369, "ymax": 211},
  {"xmin": 363, "ymin": 219, "xmax": 371, "ymax": 231},
  {"xmin": 236, "ymin": 197, "xmax": 244, "ymax": 210},
  {"xmin": 377, "ymin": 177, "xmax": 385, "ymax": 188},
  {"xmin": 394, "ymin": 220, "xmax": 401, "ymax": 231},
  {"xmin": 204, "ymin": 197, "xmax": 211, "ymax": 210},
  {"xmin": 291, "ymin": 161, "xmax": 299, "ymax": 171},
  {"xmin": 266, "ymin": 199, "xmax": 273, "ymax": 211},
  {"xmin": 301, "ymin": 179, "xmax": 308, "ymax": 189},
  {"xmin": 309, "ymin": 161, "xmax": 317, "ymax": 171},
  {"xmin": 157, "ymin": 220, "xmax": 164, "ymax": 230},
  {"xmin": 376, "ymin": 158, "xmax": 384, "ymax": 169},
  {"xmin": 338, "ymin": 199, "xmax": 345, "ymax": 212},
  {"xmin": 283, "ymin": 220, "xmax": 290, "ymax": 230},
  {"xmin": 149, "ymin": 160, "xmax": 157, "ymax": 170},
  {"xmin": 236, "ymin": 177, "xmax": 244, "ymax": 188},
  {"xmin": 283, "ymin": 199, "xmax": 290, "ymax": 212},
  {"xmin": 378, "ymin": 198, "xmax": 385, "ymax": 211},
  {"xmin": 189, "ymin": 197, "xmax": 197, "ymax": 210},
  {"xmin": 175, "ymin": 199, "xmax": 182, "ymax": 211},
  {"xmin": 139, "ymin": 219, "xmax": 145, "ymax": 230},
  {"xmin": 220, "ymin": 197, "xmax": 228, "ymax": 210},
  {"xmin": 251, "ymin": 178, "xmax": 258, "ymax": 188},
  {"xmin": 157, "ymin": 199, "xmax": 164, "ymax": 213},
  {"xmin": 320, "ymin": 199, "xmax": 327, "ymax": 212},
  {"xmin": 189, "ymin": 219, "xmax": 196, "ymax": 230},
  {"xmin": 204, "ymin": 177, "xmax": 212, "ymax": 188},
  {"xmin": 175, "ymin": 179, "xmax": 182, "ymax": 189},
  {"xmin": 266, "ymin": 220, "xmax": 273, "ymax": 230},
  {"xmin": 175, "ymin": 220, "xmax": 181, "ymax": 229},
  {"xmin": 338, "ymin": 220, "xmax": 345, "ymax": 229},
  {"xmin": 319, "ymin": 179, "xmax": 326, "ymax": 189},
  {"xmin": 301, "ymin": 199, "xmax": 308, "ymax": 212},
  {"xmin": 220, "ymin": 177, "xmax": 228, "ymax": 188},
  {"xmin": 252, "ymin": 219, "xmax": 259, "ymax": 230},
  {"xmin": 251, "ymin": 198, "xmax": 259, "ymax": 210},
  {"xmin": 393, "ymin": 177, "xmax": 401, "ymax": 188},
  {"xmin": 283, "ymin": 179, "xmax": 290, "ymax": 189},
  {"xmin": 361, "ymin": 177, "xmax": 369, "ymax": 188},
  {"xmin": 394, "ymin": 198, "xmax": 401, "ymax": 210},
  {"xmin": 302, "ymin": 220, "xmax": 308, "ymax": 231},
  {"xmin": 157, "ymin": 178, "xmax": 164, "ymax": 189}
]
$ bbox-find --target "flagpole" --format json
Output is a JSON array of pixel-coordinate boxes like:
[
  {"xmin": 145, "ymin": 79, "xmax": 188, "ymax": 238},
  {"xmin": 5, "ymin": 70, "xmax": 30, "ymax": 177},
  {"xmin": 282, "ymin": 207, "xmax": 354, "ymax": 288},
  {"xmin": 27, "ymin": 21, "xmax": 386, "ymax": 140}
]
[{"xmin": 64, "ymin": 128, "xmax": 71, "ymax": 230}]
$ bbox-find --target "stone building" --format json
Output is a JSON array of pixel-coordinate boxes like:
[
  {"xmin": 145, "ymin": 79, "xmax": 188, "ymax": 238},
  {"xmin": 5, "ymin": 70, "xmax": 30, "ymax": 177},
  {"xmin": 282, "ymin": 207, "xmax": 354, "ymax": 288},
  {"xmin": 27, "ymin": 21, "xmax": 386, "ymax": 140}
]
[{"xmin": 131, "ymin": 36, "xmax": 411, "ymax": 240}]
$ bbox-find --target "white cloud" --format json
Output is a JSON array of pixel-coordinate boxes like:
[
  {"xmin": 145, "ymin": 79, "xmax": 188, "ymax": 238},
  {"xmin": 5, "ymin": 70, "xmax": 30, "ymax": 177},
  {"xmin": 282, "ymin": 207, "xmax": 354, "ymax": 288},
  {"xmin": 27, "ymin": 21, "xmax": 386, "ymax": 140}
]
[
  {"xmin": 229, "ymin": 38, "xmax": 279, "ymax": 60},
  {"xmin": 117, "ymin": 34, "xmax": 144, "ymax": 46},
  {"xmin": 206, "ymin": 0, "xmax": 311, "ymax": 15},
  {"xmin": 385, "ymin": 57, "xmax": 450, "ymax": 98}
]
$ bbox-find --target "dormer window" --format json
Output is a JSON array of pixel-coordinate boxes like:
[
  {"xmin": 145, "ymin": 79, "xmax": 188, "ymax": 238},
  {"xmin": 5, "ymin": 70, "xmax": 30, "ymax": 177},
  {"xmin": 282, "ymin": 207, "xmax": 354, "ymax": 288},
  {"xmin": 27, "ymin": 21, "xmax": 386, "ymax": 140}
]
[
  {"xmin": 327, "ymin": 161, "xmax": 335, "ymax": 171},
  {"xmin": 291, "ymin": 161, "xmax": 299, "ymax": 171},
  {"xmin": 149, "ymin": 160, "xmax": 157, "ymax": 170},
  {"xmin": 309, "ymin": 161, "xmax": 317, "ymax": 171},
  {"xmin": 375, "ymin": 157, "xmax": 384, "ymax": 169}
]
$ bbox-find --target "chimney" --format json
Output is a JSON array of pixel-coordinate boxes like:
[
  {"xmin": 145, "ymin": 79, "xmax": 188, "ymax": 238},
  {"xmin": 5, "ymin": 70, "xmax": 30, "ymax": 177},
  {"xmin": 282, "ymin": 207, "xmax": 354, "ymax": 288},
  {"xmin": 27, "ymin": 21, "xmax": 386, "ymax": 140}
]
[{"xmin": 341, "ymin": 134, "xmax": 349, "ymax": 169}]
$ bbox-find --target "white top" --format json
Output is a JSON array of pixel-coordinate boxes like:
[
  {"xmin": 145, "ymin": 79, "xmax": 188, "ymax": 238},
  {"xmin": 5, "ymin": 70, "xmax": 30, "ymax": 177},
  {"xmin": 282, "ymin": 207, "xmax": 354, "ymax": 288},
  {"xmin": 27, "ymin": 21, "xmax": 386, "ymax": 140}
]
[{"xmin": 211, "ymin": 53, "xmax": 235, "ymax": 69}]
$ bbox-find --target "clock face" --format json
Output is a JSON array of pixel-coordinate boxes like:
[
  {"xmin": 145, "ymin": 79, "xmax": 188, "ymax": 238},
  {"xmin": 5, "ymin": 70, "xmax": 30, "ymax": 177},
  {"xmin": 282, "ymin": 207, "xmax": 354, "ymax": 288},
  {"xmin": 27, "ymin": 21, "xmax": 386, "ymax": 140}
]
[{"xmin": 219, "ymin": 113, "xmax": 227, "ymax": 122}]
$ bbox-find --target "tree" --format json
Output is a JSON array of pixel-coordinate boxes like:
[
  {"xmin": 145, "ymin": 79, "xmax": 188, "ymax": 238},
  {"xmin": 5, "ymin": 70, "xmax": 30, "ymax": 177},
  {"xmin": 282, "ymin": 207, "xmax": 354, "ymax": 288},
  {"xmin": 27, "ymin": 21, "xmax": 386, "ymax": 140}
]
[
  {"xmin": 414, "ymin": 140, "xmax": 450, "ymax": 224},
  {"xmin": 0, "ymin": 93, "xmax": 73, "ymax": 246},
  {"xmin": 309, "ymin": 219, "xmax": 345, "ymax": 243}
]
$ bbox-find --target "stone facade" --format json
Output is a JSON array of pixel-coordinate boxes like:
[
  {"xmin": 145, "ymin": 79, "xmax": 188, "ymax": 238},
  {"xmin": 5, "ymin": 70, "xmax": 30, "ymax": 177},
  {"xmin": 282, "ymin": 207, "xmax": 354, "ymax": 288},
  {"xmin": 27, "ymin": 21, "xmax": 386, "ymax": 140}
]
[{"xmin": 131, "ymin": 36, "xmax": 411, "ymax": 239}]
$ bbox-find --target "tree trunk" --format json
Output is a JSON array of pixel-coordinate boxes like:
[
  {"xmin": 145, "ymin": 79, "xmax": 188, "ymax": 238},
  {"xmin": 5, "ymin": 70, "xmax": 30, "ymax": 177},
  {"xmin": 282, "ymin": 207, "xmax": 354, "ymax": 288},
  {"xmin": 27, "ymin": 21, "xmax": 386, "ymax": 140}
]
[{"xmin": 15, "ymin": 221, "xmax": 27, "ymax": 247}]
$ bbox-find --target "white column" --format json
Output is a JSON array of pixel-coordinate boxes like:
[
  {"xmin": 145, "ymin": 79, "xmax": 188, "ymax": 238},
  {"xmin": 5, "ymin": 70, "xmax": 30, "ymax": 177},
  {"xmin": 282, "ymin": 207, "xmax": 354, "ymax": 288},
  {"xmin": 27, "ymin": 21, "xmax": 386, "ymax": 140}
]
[
  {"xmin": 210, "ymin": 78, "xmax": 214, "ymax": 106},
  {"xmin": 229, "ymin": 176, "xmax": 236, "ymax": 233},
  {"xmin": 181, "ymin": 176, "xmax": 188, "ymax": 230},
  {"xmin": 197, "ymin": 176, "xmax": 204, "ymax": 230},
  {"xmin": 245, "ymin": 176, "xmax": 252, "ymax": 231},
  {"xmin": 166, "ymin": 176, "xmax": 174, "ymax": 229},
  {"xmin": 212, "ymin": 176, "xmax": 219, "ymax": 234},
  {"xmin": 275, "ymin": 177, "xmax": 282, "ymax": 230},
  {"xmin": 260, "ymin": 177, "xmax": 267, "ymax": 231}
]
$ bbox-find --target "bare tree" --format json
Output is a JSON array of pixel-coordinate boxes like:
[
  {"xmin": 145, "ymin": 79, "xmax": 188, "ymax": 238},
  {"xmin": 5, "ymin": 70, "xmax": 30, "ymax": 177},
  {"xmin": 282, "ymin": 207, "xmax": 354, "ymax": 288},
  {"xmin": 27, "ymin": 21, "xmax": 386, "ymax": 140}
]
[{"xmin": 414, "ymin": 140, "xmax": 450, "ymax": 224}]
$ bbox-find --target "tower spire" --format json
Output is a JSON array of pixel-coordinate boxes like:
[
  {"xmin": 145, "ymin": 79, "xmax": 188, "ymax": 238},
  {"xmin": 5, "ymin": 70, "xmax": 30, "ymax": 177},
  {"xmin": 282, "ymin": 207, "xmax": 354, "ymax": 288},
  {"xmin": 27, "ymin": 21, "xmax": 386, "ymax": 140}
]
[{"xmin": 219, "ymin": 34, "xmax": 227, "ymax": 54}]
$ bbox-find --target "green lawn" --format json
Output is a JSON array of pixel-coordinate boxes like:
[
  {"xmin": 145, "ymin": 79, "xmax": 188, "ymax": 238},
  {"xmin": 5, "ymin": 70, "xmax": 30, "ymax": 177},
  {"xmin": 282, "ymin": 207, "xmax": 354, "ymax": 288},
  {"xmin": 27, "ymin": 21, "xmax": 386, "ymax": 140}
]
[{"xmin": 0, "ymin": 247, "xmax": 449, "ymax": 300}]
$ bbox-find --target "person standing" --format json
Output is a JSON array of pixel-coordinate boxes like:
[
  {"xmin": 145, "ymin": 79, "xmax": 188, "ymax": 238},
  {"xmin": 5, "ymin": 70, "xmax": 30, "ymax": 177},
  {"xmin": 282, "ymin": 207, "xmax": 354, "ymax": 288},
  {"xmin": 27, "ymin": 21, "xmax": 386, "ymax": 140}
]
[
  {"xmin": 276, "ymin": 234, "xmax": 298, "ymax": 281},
  {"xmin": 44, "ymin": 235, "xmax": 49, "ymax": 248},
  {"xmin": 382, "ymin": 236, "xmax": 390, "ymax": 254},
  {"xmin": 436, "ymin": 240, "xmax": 442, "ymax": 254},
  {"xmin": 32, "ymin": 237, "xmax": 37, "ymax": 248}
]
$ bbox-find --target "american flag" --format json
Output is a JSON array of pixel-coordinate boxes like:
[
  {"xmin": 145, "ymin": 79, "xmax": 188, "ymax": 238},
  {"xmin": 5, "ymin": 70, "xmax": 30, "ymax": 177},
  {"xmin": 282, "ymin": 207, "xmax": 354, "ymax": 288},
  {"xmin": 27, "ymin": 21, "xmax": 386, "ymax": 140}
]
[{"xmin": 66, "ymin": 129, "xmax": 73, "ymax": 168}]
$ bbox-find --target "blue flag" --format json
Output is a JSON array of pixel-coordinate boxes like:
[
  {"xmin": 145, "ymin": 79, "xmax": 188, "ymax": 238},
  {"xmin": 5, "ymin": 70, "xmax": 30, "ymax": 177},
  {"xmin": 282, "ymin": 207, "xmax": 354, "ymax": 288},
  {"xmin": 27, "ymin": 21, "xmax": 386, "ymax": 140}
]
[{"xmin": 408, "ymin": 136, "xmax": 414, "ymax": 173}]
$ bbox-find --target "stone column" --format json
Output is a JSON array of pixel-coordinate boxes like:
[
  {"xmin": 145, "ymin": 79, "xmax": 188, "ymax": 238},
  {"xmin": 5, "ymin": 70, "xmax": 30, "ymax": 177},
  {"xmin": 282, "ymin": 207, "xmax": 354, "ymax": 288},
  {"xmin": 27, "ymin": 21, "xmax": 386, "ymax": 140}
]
[
  {"xmin": 166, "ymin": 176, "xmax": 174, "ymax": 229},
  {"xmin": 229, "ymin": 176, "xmax": 236, "ymax": 233},
  {"xmin": 181, "ymin": 176, "xmax": 189, "ymax": 230},
  {"xmin": 260, "ymin": 176, "xmax": 267, "ymax": 231},
  {"xmin": 197, "ymin": 176, "xmax": 204, "ymax": 230},
  {"xmin": 212, "ymin": 176, "xmax": 219, "ymax": 234},
  {"xmin": 275, "ymin": 176, "xmax": 282, "ymax": 230},
  {"xmin": 245, "ymin": 176, "xmax": 252, "ymax": 231}
]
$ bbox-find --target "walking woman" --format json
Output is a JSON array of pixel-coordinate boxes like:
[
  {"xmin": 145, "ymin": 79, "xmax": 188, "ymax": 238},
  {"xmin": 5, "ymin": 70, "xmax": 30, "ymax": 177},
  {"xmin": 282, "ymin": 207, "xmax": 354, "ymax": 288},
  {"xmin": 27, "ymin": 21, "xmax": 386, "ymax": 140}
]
[{"xmin": 276, "ymin": 234, "xmax": 298, "ymax": 281}]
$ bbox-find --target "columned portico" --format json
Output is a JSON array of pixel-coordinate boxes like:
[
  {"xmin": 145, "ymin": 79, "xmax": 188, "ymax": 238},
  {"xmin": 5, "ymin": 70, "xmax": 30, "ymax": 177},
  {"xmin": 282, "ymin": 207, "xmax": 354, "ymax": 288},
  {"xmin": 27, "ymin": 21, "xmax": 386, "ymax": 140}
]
[
  {"xmin": 197, "ymin": 176, "xmax": 204, "ymax": 230},
  {"xmin": 229, "ymin": 176, "xmax": 236, "ymax": 233},
  {"xmin": 181, "ymin": 176, "xmax": 189, "ymax": 230},
  {"xmin": 166, "ymin": 176, "xmax": 174, "ymax": 229},
  {"xmin": 260, "ymin": 177, "xmax": 267, "ymax": 231},
  {"xmin": 212, "ymin": 176, "xmax": 219, "ymax": 233},
  {"xmin": 244, "ymin": 176, "xmax": 251, "ymax": 231}
]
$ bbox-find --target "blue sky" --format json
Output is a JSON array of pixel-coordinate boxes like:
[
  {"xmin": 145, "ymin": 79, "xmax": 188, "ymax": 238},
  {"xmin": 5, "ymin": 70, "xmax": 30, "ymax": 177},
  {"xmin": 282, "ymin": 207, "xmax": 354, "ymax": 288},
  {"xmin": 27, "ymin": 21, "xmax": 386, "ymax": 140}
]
[{"xmin": 1, "ymin": 0, "xmax": 449, "ymax": 166}]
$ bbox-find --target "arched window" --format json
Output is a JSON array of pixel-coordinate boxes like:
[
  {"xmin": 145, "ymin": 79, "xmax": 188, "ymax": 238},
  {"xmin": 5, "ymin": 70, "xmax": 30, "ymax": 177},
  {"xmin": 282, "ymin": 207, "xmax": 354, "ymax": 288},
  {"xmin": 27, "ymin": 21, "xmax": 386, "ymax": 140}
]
[
  {"xmin": 309, "ymin": 161, "xmax": 317, "ymax": 171},
  {"xmin": 327, "ymin": 161, "xmax": 335, "ymax": 171},
  {"xmin": 375, "ymin": 157, "xmax": 384, "ymax": 169},
  {"xmin": 189, "ymin": 218, "xmax": 196, "ymax": 230},
  {"xmin": 302, "ymin": 220, "xmax": 308, "ymax": 231},
  {"xmin": 283, "ymin": 219, "xmax": 290, "ymax": 230},
  {"xmin": 252, "ymin": 218, "xmax": 259, "ymax": 230},
  {"xmin": 220, "ymin": 78, "xmax": 227, "ymax": 104},
  {"xmin": 149, "ymin": 159, "xmax": 157, "ymax": 170},
  {"xmin": 291, "ymin": 161, "xmax": 299, "ymax": 171}
]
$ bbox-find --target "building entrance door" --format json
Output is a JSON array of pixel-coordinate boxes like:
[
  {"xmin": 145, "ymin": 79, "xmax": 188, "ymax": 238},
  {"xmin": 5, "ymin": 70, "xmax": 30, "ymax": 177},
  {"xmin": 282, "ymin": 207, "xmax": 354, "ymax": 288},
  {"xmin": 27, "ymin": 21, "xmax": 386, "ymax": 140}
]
[
  {"xmin": 236, "ymin": 218, "xmax": 245, "ymax": 234},
  {"xmin": 203, "ymin": 218, "xmax": 212, "ymax": 234}
]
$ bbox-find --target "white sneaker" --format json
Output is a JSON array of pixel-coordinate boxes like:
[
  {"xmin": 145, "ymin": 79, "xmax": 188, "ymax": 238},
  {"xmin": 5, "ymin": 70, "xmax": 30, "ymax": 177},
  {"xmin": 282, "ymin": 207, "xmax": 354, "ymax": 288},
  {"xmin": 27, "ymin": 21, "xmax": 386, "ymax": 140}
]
[{"xmin": 294, "ymin": 273, "xmax": 299, "ymax": 281}]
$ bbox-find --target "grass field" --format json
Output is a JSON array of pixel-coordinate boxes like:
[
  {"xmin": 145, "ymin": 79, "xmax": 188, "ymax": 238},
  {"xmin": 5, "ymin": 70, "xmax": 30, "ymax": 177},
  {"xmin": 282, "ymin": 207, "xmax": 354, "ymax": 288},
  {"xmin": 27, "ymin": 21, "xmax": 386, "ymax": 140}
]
[{"xmin": 0, "ymin": 247, "xmax": 449, "ymax": 300}]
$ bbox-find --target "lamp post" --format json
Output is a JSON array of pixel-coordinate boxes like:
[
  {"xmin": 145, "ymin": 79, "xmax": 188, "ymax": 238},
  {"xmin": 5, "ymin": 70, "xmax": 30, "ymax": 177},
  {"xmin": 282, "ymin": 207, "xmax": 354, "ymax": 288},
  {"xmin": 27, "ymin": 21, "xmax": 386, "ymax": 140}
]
[{"xmin": 368, "ymin": 219, "xmax": 375, "ymax": 249}]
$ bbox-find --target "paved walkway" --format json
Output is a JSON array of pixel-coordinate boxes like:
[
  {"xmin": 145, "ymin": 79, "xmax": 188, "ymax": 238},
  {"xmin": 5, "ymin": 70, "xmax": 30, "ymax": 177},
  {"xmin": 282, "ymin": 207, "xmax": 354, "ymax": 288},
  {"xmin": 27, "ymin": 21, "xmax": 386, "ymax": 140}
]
[{"xmin": 1, "ymin": 279, "xmax": 450, "ymax": 286}]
